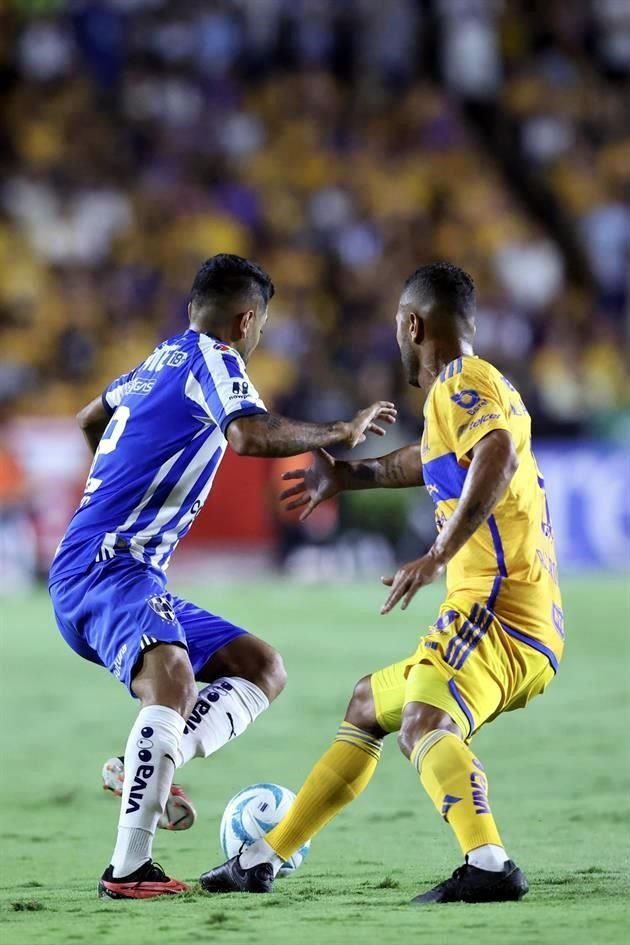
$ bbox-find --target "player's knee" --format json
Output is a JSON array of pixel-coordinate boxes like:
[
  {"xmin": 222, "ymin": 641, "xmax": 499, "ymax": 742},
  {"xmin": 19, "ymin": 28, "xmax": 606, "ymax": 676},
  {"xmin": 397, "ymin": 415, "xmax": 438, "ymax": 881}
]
[
  {"xmin": 345, "ymin": 675, "xmax": 384, "ymax": 738},
  {"xmin": 257, "ymin": 647, "xmax": 287, "ymax": 702},
  {"xmin": 398, "ymin": 702, "xmax": 461, "ymax": 760},
  {"xmin": 133, "ymin": 643, "xmax": 198, "ymax": 718}
]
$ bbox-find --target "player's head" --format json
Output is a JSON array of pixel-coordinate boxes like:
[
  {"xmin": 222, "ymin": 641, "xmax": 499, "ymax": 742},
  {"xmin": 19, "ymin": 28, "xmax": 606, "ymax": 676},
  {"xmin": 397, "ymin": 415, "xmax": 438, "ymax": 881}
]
[
  {"xmin": 396, "ymin": 262, "xmax": 476, "ymax": 386},
  {"xmin": 188, "ymin": 254, "xmax": 275, "ymax": 363}
]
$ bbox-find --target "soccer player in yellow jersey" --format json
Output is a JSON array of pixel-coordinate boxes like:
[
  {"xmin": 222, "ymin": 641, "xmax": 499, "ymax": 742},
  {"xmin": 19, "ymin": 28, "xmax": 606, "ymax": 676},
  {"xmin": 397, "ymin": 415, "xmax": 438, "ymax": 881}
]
[{"xmin": 201, "ymin": 263, "xmax": 564, "ymax": 904}]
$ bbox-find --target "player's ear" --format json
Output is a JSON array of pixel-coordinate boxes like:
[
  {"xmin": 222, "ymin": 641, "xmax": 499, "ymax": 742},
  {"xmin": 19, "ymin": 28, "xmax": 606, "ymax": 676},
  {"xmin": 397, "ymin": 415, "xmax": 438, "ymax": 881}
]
[
  {"xmin": 237, "ymin": 309, "xmax": 255, "ymax": 338},
  {"xmin": 409, "ymin": 311, "xmax": 424, "ymax": 345}
]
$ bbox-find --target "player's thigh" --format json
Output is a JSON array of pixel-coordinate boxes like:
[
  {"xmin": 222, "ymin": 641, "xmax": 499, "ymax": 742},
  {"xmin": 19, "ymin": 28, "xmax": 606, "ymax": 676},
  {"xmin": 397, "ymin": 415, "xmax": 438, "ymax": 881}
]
[
  {"xmin": 404, "ymin": 605, "xmax": 508, "ymax": 740},
  {"xmin": 370, "ymin": 657, "xmax": 411, "ymax": 734},
  {"xmin": 197, "ymin": 633, "xmax": 286, "ymax": 701},
  {"xmin": 50, "ymin": 577, "xmax": 104, "ymax": 667},
  {"xmin": 171, "ymin": 597, "xmax": 285, "ymax": 698},
  {"xmin": 500, "ymin": 638, "xmax": 556, "ymax": 716},
  {"xmin": 54, "ymin": 558, "xmax": 191, "ymax": 694}
]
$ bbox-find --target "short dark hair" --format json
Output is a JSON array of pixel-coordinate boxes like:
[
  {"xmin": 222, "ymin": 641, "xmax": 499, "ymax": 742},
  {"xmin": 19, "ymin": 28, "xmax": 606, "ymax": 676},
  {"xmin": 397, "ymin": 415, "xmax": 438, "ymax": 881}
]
[
  {"xmin": 403, "ymin": 262, "xmax": 475, "ymax": 321},
  {"xmin": 190, "ymin": 254, "xmax": 275, "ymax": 310}
]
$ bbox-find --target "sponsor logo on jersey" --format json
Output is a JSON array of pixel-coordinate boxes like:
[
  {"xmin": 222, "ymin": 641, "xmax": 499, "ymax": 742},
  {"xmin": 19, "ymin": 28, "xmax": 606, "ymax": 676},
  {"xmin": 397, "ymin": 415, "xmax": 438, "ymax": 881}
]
[
  {"xmin": 213, "ymin": 343, "xmax": 232, "ymax": 352},
  {"xmin": 130, "ymin": 377, "xmax": 156, "ymax": 394},
  {"xmin": 457, "ymin": 412, "xmax": 501, "ymax": 436},
  {"xmin": 147, "ymin": 595, "xmax": 176, "ymax": 622},
  {"xmin": 450, "ymin": 389, "xmax": 488, "ymax": 416},
  {"xmin": 143, "ymin": 345, "xmax": 189, "ymax": 372}
]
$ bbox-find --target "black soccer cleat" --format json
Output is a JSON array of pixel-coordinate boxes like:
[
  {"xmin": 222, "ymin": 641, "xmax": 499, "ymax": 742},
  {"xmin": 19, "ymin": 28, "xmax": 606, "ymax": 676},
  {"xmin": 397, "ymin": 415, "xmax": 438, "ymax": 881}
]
[
  {"xmin": 411, "ymin": 858, "xmax": 529, "ymax": 905},
  {"xmin": 199, "ymin": 855, "xmax": 274, "ymax": 894},
  {"xmin": 98, "ymin": 860, "xmax": 189, "ymax": 899}
]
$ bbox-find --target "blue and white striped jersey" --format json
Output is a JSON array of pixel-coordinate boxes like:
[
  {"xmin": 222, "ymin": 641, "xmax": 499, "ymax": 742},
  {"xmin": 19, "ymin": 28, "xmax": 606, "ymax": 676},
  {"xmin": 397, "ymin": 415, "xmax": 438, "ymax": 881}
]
[{"xmin": 49, "ymin": 329, "xmax": 266, "ymax": 583}]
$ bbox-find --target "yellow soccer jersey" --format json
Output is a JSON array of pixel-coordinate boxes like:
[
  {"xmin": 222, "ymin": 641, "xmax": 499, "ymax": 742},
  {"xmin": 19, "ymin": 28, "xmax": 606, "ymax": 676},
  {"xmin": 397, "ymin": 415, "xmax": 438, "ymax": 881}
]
[{"xmin": 421, "ymin": 355, "xmax": 564, "ymax": 667}]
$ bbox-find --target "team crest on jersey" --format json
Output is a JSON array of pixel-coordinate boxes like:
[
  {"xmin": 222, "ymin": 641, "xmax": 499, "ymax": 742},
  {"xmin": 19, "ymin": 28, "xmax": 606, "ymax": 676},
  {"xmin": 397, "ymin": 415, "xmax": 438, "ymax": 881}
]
[
  {"xmin": 147, "ymin": 595, "xmax": 176, "ymax": 622},
  {"xmin": 450, "ymin": 389, "xmax": 488, "ymax": 416}
]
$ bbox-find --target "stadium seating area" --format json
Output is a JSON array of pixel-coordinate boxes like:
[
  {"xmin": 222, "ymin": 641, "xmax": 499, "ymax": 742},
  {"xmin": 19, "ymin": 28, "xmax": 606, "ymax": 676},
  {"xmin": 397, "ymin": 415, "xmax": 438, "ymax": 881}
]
[{"xmin": 1, "ymin": 0, "xmax": 628, "ymax": 437}]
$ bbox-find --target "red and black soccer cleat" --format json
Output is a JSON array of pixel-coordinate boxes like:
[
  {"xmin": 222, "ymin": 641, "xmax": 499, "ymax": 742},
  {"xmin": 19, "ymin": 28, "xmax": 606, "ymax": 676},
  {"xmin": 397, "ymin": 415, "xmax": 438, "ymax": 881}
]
[{"xmin": 98, "ymin": 860, "xmax": 189, "ymax": 900}]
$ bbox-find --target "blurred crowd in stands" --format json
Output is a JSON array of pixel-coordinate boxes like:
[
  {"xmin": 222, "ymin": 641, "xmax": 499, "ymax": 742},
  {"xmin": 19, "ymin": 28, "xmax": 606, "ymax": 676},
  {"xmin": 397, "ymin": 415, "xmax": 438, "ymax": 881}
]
[{"xmin": 1, "ymin": 0, "xmax": 628, "ymax": 441}]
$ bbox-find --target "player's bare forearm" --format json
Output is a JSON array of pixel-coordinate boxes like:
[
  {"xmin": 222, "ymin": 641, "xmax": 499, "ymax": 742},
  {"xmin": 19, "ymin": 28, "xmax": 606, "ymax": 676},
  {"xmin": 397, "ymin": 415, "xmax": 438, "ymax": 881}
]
[
  {"xmin": 341, "ymin": 445, "xmax": 423, "ymax": 490},
  {"xmin": 76, "ymin": 396, "xmax": 110, "ymax": 455},
  {"xmin": 228, "ymin": 414, "xmax": 351, "ymax": 457},
  {"xmin": 228, "ymin": 402, "xmax": 397, "ymax": 458},
  {"xmin": 430, "ymin": 429, "xmax": 518, "ymax": 566}
]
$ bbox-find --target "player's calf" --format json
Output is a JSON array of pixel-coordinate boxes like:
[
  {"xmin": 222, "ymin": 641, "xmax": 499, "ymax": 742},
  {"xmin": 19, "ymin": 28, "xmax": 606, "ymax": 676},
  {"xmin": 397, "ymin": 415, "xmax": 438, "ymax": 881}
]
[
  {"xmin": 102, "ymin": 756, "xmax": 196, "ymax": 831},
  {"xmin": 174, "ymin": 636, "xmax": 286, "ymax": 768}
]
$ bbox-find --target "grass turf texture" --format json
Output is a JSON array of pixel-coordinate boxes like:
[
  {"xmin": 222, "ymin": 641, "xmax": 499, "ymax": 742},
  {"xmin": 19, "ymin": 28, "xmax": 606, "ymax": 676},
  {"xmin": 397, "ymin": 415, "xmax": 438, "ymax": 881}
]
[{"xmin": 1, "ymin": 575, "xmax": 628, "ymax": 945}]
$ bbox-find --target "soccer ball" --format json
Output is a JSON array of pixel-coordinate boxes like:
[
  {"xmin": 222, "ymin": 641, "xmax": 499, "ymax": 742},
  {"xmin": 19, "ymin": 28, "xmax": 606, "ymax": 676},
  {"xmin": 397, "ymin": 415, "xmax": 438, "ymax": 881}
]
[{"xmin": 220, "ymin": 782, "xmax": 311, "ymax": 877}]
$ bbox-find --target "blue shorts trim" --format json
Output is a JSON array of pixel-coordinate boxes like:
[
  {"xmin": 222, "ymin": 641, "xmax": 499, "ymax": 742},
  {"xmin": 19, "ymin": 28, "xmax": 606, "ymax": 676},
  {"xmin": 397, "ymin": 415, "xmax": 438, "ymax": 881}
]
[
  {"xmin": 447, "ymin": 678, "xmax": 474, "ymax": 737},
  {"xmin": 49, "ymin": 555, "xmax": 247, "ymax": 694},
  {"xmin": 500, "ymin": 622, "xmax": 559, "ymax": 674}
]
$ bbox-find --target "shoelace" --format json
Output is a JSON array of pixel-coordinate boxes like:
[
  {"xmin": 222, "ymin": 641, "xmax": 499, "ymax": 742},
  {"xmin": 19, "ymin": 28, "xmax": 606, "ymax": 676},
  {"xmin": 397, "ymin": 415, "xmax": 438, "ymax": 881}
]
[{"xmin": 141, "ymin": 861, "xmax": 170, "ymax": 883}]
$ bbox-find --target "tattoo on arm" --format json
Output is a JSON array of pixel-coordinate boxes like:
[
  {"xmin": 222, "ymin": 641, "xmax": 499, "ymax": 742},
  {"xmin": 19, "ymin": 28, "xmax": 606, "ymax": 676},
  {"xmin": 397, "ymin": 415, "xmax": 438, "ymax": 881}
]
[
  {"xmin": 231, "ymin": 412, "xmax": 345, "ymax": 457},
  {"xmin": 344, "ymin": 445, "xmax": 423, "ymax": 490},
  {"xmin": 347, "ymin": 463, "xmax": 377, "ymax": 484},
  {"xmin": 259, "ymin": 414, "xmax": 284, "ymax": 432}
]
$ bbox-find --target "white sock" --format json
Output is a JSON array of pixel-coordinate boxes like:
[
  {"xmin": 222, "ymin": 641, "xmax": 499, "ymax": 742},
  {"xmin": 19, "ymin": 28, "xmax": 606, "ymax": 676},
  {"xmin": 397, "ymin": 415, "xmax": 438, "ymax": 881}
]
[
  {"xmin": 468, "ymin": 844, "xmax": 508, "ymax": 872},
  {"xmin": 177, "ymin": 677, "xmax": 269, "ymax": 767},
  {"xmin": 111, "ymin": 705, "xmax": 185, "ymax": 878},
  {"xmin": 239, "ymin": 838, "xmax": 284, "ymax": 877}
]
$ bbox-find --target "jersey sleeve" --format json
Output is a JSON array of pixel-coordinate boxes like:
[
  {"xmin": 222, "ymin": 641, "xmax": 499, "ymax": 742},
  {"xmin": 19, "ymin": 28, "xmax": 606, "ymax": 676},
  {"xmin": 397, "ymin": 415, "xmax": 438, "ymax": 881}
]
[
  {"xmin": 432, "ymin": 360, "xmax": 512, "ymax": 461},
  {"xmin": 193, "ymin": 342, "xmax": 267, "ymax": 435},
  {"xmin": 102, "ymin": 369, "xmax": 137, "ymax": 417}
]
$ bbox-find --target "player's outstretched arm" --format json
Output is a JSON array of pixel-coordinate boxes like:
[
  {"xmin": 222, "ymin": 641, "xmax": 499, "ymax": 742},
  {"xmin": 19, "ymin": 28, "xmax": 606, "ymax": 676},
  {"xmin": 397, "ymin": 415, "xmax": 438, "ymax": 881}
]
[
  {"xmin": 76, "ymin": 396, "xmax": 111, "ymax": 455},
  {"xmin": 280, "ymin": 445, "xmax": 423, "ymax": 521},
  {"xmin": 226, "ymin": 402, "xmax": 397, "ymax": 458},
  {"xmin": 381, "ymin": 429, "xmax": 518, "ymax": 614}
]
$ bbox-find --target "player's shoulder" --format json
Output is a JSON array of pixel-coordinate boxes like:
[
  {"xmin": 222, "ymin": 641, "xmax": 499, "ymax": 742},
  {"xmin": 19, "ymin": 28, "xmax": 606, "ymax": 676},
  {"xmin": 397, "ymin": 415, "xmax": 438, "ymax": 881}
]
[
  {"xmin": 437, "ymin": 355, "xmax": 502, "ymax": 388},
  {"xmin": 195, "ymin": 332, "xmax": 245, "ymax": 374},
  {"xmin": 429, "ymin": 356, "xmax": 511, "ymax": 420}
]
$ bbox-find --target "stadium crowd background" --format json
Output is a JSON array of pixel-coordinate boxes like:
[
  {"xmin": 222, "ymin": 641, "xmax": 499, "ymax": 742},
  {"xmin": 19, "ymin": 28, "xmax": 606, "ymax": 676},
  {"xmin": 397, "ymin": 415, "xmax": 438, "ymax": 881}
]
[{"xmin": 0, "ymin": 0, "xmax": 629, "ymax": 584}]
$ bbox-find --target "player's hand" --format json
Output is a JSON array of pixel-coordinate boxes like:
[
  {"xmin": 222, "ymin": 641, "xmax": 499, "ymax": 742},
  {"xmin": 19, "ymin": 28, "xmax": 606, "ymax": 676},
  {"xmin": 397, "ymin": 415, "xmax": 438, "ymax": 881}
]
[
  {"xmin": 380, "ymin": 551, "xmax": 446, "ymax": 615},
  {"xmin": 280, "ymin": 449, "xmax": 343, "ymax": 521},
  {"xmin": 344, "ymin": 402, "xmax": 397, "ymax": 449}
]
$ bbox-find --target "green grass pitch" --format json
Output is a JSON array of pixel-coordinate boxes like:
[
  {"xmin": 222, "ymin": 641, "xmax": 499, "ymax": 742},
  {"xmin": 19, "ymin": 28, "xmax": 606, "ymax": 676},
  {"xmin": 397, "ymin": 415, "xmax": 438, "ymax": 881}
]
[{"xmin": 1, "ymin": 575, "xmax": 628, "ymax": 945}]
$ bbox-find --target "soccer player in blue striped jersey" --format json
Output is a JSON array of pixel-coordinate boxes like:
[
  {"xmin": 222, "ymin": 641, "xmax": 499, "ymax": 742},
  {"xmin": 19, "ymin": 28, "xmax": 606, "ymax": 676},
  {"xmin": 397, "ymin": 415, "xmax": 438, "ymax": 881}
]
[{"xmin": 49, "ymin": 254, "xmax": 396, "ymax": 900}]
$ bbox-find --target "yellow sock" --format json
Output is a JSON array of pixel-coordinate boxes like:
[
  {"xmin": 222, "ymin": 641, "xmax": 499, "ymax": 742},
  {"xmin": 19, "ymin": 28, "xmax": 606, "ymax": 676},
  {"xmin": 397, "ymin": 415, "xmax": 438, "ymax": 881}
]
[
  {"xmin": 266, "ymin": 721, "xmax": 383, "ymax": 861},
  {"xmin": 411, "ymin": 730, "xmax": 503, "ymax": 854}
]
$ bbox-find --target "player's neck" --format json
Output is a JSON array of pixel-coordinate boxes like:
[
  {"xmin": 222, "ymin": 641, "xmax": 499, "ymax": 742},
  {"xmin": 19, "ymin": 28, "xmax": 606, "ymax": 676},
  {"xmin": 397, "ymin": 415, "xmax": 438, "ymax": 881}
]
[{"xmin": 419, "ymin": 339, "xmax": 474, "ymax": 389}]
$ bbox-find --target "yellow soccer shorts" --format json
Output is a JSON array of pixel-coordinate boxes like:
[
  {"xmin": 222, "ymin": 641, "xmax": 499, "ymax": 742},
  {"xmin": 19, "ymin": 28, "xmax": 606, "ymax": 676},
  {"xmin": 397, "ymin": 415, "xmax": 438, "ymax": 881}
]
[{"xmin": 371, "ymin": 601, "xmax": 556, "ymax": 739}]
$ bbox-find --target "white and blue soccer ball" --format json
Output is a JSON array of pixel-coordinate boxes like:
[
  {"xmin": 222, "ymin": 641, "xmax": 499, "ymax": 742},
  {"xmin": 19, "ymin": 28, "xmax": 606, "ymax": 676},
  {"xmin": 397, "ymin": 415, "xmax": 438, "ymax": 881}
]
[{"xmin": 220, "ymin": 782, "xmax": 311, "ymax": 877}]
